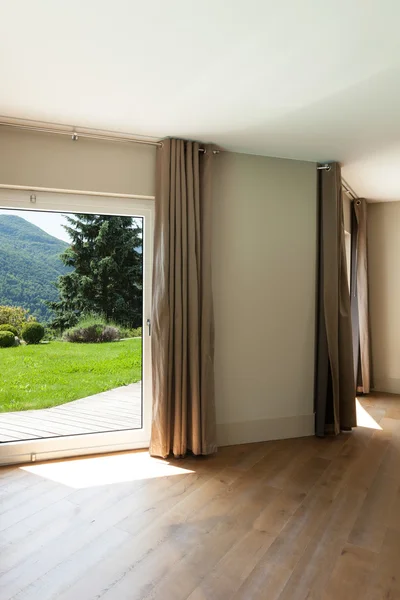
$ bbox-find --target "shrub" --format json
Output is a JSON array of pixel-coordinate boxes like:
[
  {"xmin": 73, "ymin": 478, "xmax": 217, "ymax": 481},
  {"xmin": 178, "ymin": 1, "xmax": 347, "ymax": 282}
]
[
  {"xmin": 0, "ymin": 331, "xmax": 15, "ymax": 348},
  {"xmin": 22, "ymin": 322, "xmax": 45, "ymax": 345},
  {"xmin": 101, "ymin": 326, "xmax": 121, "ymax": 342},
  {"xmin": 119, "ymin": 326, "xmax": 142, "ymax": 338},
  {"xmin": 42, "ymin": 326, "xmax": 61, "ymax": 342},
  {"xmin": 0, "ymin": 305, "xmax": 34, "ymax": 333},
  {"xmin": 0, "ymin": 324, "xmax": 19, "ymax": 336},
  {"xmin": 64, "ymin": 324, "xmax": 121, "ymax": 343},
  {"xmin": 74, "ymin": 313, "xmax": 109, "ymax": 329},
  {"xmin": 132, "ymin": 327, "xmax": 142, "ymax": 337}
]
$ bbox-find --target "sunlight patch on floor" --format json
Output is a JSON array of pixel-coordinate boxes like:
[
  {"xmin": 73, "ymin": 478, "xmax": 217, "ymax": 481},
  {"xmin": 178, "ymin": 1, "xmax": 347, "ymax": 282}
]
[
  {"xmin": 20, "ymin": 451, "xmax": 194, "ymax": 488},
  {"xmin": 356, "ymin": 398, "xmax": 383, "ymax": 430}
]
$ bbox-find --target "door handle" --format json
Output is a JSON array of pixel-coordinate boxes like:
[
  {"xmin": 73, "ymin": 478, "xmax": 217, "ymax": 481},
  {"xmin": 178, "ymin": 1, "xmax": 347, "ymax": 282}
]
[{"xmin": 146, "ymin": 319, "xmax": 151, "ymax": 336}]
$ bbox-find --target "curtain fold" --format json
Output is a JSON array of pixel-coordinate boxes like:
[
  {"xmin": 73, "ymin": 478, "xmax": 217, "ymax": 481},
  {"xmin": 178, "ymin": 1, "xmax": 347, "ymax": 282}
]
[
  {"xmin": 315, "ymin": 163, "xmax": 356, "ymax": 436},
  {"xmin": 150, "ymin": 138, "xmax": 217, "ymax": 458},
  {"xmin": 351, "ymin": 198, "xmax": 371, "ymax": 394}
]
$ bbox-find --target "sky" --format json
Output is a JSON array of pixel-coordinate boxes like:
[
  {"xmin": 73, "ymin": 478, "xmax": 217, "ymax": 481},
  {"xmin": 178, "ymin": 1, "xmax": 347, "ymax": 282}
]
[
  {"xmin": 1, "ymin": 209, "xmax": 72, "ymax": 242},
  {"xmin": 1, "ymin": 209, "xmax": 143, "ymax": 243}
]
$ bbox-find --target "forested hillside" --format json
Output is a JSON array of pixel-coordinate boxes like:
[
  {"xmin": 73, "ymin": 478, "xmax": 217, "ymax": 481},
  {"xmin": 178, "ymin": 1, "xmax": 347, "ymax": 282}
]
[{"xmin": 0, "ymin": 215, "xmax": 70, "ymax": 322}]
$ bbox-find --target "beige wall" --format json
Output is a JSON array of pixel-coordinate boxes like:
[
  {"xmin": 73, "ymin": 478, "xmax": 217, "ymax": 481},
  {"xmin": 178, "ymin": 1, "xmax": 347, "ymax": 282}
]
[
  {"xmin": 212, "ymin": 152, "xmax": 317, "ymax": 444},
  {"xmin": 0, "ymin": 129, "xmax": 318, "ymax": 445},
  {"xmin": 0, "ymin": 128, "xmax": 156, "ymax": 196},
  {"xmin": 368, "ymin": 201, "xmax": 400, "ymax": 393}
]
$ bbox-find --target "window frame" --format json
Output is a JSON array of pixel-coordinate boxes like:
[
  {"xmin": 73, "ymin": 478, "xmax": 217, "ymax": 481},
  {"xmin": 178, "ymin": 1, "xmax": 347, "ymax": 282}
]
[{"xmin": 0, "ymin": 187, "xmax": 154, "ymax": 466}]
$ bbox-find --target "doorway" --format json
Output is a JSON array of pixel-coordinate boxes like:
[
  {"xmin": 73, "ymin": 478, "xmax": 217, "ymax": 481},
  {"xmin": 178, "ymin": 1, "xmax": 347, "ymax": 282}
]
[{"xmin": 0, "ymin": 188, "xmax": 153, "ymax": 465}]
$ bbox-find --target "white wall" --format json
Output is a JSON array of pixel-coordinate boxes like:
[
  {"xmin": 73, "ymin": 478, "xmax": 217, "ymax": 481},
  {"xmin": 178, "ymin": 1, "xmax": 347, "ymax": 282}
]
[
  {"xmin": 0, "ymin": 129, "xmax": 318, "ymax": 445},
  {"xmin": 212, "ymin": 152, "xmax": 317, "ymax": 445},
  {"xmin": 368, "ymin": 201, "xmax": 400, "ymax": 393}
]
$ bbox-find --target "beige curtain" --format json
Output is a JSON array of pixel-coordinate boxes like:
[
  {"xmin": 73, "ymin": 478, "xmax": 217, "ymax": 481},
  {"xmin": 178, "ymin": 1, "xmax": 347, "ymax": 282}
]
[
  {"xmin": 352, "ymin": 199, "xmax": 371, "ymax": 394},
  {"xmin": 315, "ymin": 163, "xmax": 357, "ymax": 436},
  {"xmin": 150, "ymin": 138, "xmax": 217, "ymax": 458}
]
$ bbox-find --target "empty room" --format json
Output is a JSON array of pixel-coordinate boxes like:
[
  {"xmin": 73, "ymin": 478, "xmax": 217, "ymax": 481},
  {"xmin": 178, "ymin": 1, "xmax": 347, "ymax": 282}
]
[{"xmin": 0, "ymin": 1, "xmax": 399, "ymax": 599}]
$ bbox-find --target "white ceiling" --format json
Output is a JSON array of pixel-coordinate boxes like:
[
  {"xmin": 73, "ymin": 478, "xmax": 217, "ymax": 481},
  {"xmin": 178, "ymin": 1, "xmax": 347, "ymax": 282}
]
[{"xmin": 1, "ymin": 0, "xmax": 400, "ymax": 201}]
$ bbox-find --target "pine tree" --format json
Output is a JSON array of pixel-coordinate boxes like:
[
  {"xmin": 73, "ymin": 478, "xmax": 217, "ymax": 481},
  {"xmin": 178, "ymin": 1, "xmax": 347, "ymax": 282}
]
[{"xmin": 49, "ymin": 215, "xmax": 142, "ymax": 330}]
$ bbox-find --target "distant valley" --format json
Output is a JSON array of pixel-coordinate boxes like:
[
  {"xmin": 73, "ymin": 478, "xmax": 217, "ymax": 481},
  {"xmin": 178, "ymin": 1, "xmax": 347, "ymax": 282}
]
[{"xmin": 0, "ymin": 214, "xmax": 70, "ymax": 322}]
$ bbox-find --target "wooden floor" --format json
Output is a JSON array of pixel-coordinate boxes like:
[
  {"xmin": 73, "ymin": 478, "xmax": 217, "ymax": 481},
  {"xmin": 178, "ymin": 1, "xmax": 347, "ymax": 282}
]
[
  {"xmin": 0, "ymin": 393, "xmax": 399, "ymax": 600},
  {"xmin": 0, "ymin": 382, "xmax": 142, "ymax": 442}
]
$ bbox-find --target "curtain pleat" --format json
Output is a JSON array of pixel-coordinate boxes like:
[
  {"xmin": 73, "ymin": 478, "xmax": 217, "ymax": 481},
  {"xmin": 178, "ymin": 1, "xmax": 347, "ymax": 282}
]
[
  {"xmin": 350, "ymin": 206, "xmax": 360, "ymax": 389},
  {"xmin": 150, "ymin": 139, "xmax": 217, "ymax": 458},
  {"xmin": 315, "ymin": 163, "xmax": 357, "ymax": 436},
  {"xmin": 351, "ymin": 198, "xmax": 371, "ymax": 394}
]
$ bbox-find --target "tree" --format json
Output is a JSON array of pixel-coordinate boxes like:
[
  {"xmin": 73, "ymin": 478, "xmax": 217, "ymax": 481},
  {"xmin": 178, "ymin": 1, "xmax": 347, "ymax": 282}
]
[{"xmin": 49, "ymin": 215, "xmax": 142, "ymax": 330}]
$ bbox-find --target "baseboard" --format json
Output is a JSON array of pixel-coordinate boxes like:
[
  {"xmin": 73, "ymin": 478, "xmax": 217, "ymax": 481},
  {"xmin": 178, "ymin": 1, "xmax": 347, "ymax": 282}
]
[
  {"xmin": 216, "ymin": 413, "xmax": 315, "ymax": 446},
  {"xmin": 372, "ymin": 378, "xmax": 400, "ymax": 395}
]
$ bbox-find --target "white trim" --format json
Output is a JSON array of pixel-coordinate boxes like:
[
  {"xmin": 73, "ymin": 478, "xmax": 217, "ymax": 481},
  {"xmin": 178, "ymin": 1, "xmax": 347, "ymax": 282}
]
[
  {"xmin": 216, "ymin": 413, "xmax": 315, "ymax": 446},
  {"xmin": 0, "ymin": 187, "xmax": 154, "ymax": 214},
  {"xmin": 0, "ymin": 431, "xmax": 149, "ymax": 466},
  {"xmin": 0, "ymin": 184, "xmax": 155, "ymax": 201},
  {"xmin": 0, "ymin": 188, "xmax": 154, "ymax": 465}
]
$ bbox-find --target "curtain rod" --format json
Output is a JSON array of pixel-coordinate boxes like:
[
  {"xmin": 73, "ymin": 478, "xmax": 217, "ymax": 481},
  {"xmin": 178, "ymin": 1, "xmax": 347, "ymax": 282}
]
[
  {"xmin": 317, "ymin": 163, "xmax": 358, "ymax": 200},
  {"xmin": 341, "ymin": 178, "xmax": 358, "ymax": 201},
  {"xmin": 0, "ymin": 120, "xmax": 162, "ymax": 148},
  {"xmin": 0, "ymin": 120, "xmax": 220, "ymax": 153}
]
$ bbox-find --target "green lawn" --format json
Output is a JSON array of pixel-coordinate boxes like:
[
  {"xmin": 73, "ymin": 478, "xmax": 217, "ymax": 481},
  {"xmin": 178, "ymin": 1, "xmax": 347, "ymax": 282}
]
[{"xmin": 0, "ymin": 339, "xmax": 141, "ymax": 412}]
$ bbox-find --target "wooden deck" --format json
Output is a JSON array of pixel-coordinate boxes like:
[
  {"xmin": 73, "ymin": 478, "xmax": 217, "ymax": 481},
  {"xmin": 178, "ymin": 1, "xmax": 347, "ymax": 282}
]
[{"xmin": 0, "ymin": 382, "xmax": 142, "ymax": 443}]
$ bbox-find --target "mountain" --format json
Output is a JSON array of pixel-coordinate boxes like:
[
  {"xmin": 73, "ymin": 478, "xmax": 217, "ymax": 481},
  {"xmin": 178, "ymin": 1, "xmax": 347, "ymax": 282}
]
[{"xmin": 0, "ymin": 214, "xmax": 70, "ymax": 322}]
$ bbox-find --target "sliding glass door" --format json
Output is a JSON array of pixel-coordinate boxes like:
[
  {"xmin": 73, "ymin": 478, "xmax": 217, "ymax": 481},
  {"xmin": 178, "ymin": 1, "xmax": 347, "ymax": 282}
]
[{"xmin": 0, "ymin": 188, "xmax": 153, "ymax": 465}]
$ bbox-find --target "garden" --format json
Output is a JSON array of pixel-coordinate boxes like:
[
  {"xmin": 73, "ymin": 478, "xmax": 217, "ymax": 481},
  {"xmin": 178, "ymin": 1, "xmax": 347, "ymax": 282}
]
[
  {"xmin": 0, "ymin": 307, "xmax": 142, "ymax": 413},
  {"xmin": 0, "ymin": 214, "xmax": 143, "ymax": 415}
]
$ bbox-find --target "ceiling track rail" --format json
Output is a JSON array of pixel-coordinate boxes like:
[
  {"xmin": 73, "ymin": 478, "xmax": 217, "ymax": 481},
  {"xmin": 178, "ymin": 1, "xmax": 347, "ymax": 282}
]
[
  {"xmin": 317, "ymin": 164, "xmax": 359, "ymax": 201},
  {"xmin": 341, "ymin": 178, "xmax": 358, "ymax": 201},
  {"xmin": 0, "ymin": 119, "xmax": 162, "ymax": 148},
  {"xmin": 0, "ymin": 118, "xmax": 220, "ymax": 153}
]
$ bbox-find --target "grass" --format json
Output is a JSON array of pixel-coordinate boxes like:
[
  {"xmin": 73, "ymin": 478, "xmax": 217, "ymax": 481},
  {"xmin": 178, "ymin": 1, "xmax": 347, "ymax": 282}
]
[{"xmin": 0, "ymin": 339, "xmax": 141, "ymax": 412}]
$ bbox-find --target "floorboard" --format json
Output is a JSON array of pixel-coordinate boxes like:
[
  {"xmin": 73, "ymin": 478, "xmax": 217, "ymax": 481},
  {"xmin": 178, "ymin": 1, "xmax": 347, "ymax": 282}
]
[{"xmin": 0, "ymin": 393, "xmax": 399, "ymax": 599}]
